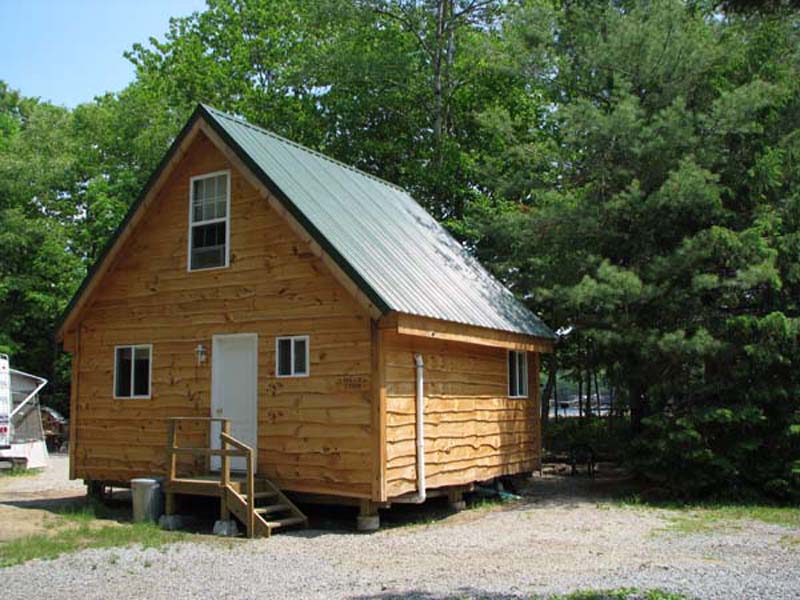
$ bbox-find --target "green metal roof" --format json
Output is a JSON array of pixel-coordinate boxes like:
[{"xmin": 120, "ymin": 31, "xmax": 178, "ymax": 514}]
[
  {"xmin": 58, "ymin": 105, "xmax": 554, "ymax": 340},
  {"xmin": 202, "ymin": 105, "xmax": 553, "ymax": 339}
]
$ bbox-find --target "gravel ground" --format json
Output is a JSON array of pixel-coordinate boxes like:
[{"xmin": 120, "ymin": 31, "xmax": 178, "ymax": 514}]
[
  {"xmin": 0, "ymin": 454, "xmax": 84, "ymax": 500},
  {"xmin": 2, "ymin": 466, "xmax": 799, "ymax": 600}
]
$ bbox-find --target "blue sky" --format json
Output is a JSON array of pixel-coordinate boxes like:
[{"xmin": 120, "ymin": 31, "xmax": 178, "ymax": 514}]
[{"xmin": 0, "ymin": 0, "xmax": 207, "ymax": 107}]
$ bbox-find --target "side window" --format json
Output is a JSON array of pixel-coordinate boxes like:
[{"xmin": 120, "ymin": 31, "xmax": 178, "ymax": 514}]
[
  {"xmin": 114, "ymin": 345, "xmax": 152, "ymax": 399},
  {"xmin": 276, "ymin": 336, "xmax": 309, "ymax": 377},
  {"xmin": 507, "ymin": 350, "xmax": 528, "ymax": 398},
  {"xmin": 189, "ymin": 171, "xmax": 230, "ymax": 271}
]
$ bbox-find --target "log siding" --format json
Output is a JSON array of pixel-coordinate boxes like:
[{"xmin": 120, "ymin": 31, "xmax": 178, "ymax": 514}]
[{"xmin": 69, "ymin": 132, "xmax": 375, "ymax": 498}]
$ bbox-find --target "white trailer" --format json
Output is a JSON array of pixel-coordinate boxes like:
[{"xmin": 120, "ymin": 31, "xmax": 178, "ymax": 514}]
[{"xmin": 0, "ymin": 355, "xmax": 49, "ymax": 469}]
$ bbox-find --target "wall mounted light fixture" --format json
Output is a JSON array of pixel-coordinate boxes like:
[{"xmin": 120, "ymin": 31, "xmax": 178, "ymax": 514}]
[{"xmin": 194, "ymin": 344, "xmax": 207, "ymax": 365}]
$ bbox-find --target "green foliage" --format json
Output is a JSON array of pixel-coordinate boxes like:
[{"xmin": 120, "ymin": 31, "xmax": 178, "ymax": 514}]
[
  {"xmin": 1, "ymin": 0, "xmax": 799, "ymax": 503},
  {"xmin": 541, "ymin": 590, "xmax": 692, "ymax": 600},
  {"xmin": 0, "ymin": 521, "xmax": 184, "ymax": 567},
  {"xmin": 545, "ymin": 418, "xmax": 631, "ymax": 460},
  {"xmin": 466, "ymin": 1, "xmax": 800, "ymax": 499}
]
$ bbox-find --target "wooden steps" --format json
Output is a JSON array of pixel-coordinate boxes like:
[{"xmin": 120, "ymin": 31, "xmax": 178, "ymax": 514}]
[{"xmin": 163, "ymin": 417, "xmax": 307, "ymax": 539}]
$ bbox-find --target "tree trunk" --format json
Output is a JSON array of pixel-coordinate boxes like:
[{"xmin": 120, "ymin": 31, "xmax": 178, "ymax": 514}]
[
  {"xmin": 577, "ymin": 375, "xmax": 583, "ymax": 419},
  {"xmin": 554, "ymin": 374, "xmax": 560, "ymax": 422},
  {"xmin": 432, "ymin": 0, "xmax": 447, "ymax": 146},
  {"xmin": 585, "ymin": 368, "xmax": 592, "ymax": 418},
  {"xmin": 630, "ymin": 381, "xmax": 646, "ymax": 434},
  {"xmin": 594, "ymin": 370, "xmax": 602, "ymax": 415}
]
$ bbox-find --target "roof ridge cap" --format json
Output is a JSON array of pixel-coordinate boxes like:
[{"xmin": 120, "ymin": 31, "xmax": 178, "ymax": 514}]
[{"xmin": 200, "ymin": 104, "xmax": 407, "ymax": 193}]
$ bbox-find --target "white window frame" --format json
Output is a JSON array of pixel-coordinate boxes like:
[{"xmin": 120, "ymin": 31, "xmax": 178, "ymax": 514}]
[
  {"xmin": 275, "ymin": 335, "xmax": 310, "ymax": 378},
  {"xmin": 187, "ymin": 170, "xmax": 231, "ymax": 272},
  {"xmin": 113, "ymin": 344, "xmax": 153, "ymax": 400},
  {"xmin": 507, "ymin": 350, "xmax": 528, "ymax": 399}
]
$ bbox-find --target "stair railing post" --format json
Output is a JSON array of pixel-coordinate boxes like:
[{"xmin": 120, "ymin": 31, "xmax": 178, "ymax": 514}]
[
  {"xmin": 247, "ymin": 446, "xmax": 255, "ymax": 538},
  {"xmin": 220, "ymin": 419, "xmax": 231, "ymax": 521}
]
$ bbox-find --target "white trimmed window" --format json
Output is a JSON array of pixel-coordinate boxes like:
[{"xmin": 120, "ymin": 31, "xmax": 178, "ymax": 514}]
[
  {"xmin": 189, "ymin": 171, "xmax": 230, "ymax": 271},
  {"xmin": 114, "ymin": 345, "xmax": 152, "ymax": 399},
  {"xmin": 276, "ymin": 336, "xmax": 309, "ymax": 377},
  {"xmin": 507, "ymin": 350, "xmax": 528, "ymax": 398}
]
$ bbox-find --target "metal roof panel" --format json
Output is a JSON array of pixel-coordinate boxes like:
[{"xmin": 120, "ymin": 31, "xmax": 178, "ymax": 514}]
[{"xmin": 204, "ymin": 105, "xmax": 554, "ymax": 339}]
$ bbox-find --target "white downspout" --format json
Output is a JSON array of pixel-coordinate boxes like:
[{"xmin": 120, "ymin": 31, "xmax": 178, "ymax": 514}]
[{"xmin": 393, "ymin": 353, "xmax": 426, "ymax": 504}]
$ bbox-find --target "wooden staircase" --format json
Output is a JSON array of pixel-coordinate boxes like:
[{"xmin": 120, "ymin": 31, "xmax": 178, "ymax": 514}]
[{"xmin": 163, "ymin": 417, "xmax": 308, "ymax": 538}]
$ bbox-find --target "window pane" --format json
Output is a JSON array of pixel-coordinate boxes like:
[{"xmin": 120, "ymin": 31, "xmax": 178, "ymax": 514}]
[
  {"xmin": 115, "ymin": 347, "xmax": 132, "ymax": 397},
  {"xmin": 191, "ymin": 175, "xmax": 228, "ymax": 224},
  {"xmin": 191, "ymin": 222, "xmax": 226, "ymax": 269},
  {"xmin": 508, "ymin": 351, "xmax": 518, "ymax": 397},
  {"xmin": 133, "ymin": 347, "xmax": 150, "ymax": 397},
  {"xmin": 193, "ymin": 178, "xmax": 205, "ymax": 203},
  {"xmin": 293, "ymin": 338, "xmax": 307, "ymax": 375},
  {"xmin": 277, "ymin": 339, "xmax": 292, "ymax": 376},
  {"xmin": 518, "ymin": 352, "xmax": 527, "ymax": 397}
]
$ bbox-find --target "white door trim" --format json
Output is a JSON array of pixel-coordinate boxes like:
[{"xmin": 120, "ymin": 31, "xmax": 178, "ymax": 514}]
[{"xmin": 210, "ymin": 333, "xmax": 258, "ymax": 472}]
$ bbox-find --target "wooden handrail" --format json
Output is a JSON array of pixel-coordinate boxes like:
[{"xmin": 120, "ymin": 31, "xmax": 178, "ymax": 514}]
[
  {"xmin": 219, "ymin": 427, "xmax": 256, "ymax": 537},
  {"xmin": 165, "ymin": 416, "xmax": 229, "ymax": 422},
  {"xmin": 165, "ymin": 416, "xmax": 258, "ymax": 537},
  {"xmin": 219, "ymin": 431, "xmax": 252, "ymax": 454},
  {"xmin": 170, "ymin": 447, "xmax": 246, "ymax": 457}
]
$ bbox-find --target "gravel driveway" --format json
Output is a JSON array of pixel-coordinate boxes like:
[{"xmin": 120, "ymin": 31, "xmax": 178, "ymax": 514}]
[{"xmin": 2, "ymin": 466, "xmax": 798, "ymax": 600}]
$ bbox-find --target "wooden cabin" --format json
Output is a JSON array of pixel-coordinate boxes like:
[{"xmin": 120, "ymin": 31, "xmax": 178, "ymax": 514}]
[{"xmin": 55, "ymin": 105, "xmax": 555, "ymax": 535}]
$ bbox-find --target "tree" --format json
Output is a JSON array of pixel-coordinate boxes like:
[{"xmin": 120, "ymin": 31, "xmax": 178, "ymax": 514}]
[
  {"xmin": 127, "ymin": 0, "xmax": 517, "ymax": 218},
  {"xmin": 467, "ymin": 0, "xmax": 800, "ymax": 498}
]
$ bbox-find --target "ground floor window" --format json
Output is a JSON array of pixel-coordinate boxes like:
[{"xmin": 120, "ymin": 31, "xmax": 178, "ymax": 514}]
[
  {"xmin": 114, "ymin": 345, "xmax": 152, "ymax": 399},
  {"xmin": 508, "ymin": 350, "xmax": 528, "ymax": 398},
  {"xmin": 276, "ymin": 336, "xmax": 309, "ymax": 377}
]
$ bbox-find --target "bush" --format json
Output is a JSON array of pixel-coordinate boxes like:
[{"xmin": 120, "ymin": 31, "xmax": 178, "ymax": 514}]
[{"xmin": 544, "ymin": 417, "xmax": 631, "ymax": 460}]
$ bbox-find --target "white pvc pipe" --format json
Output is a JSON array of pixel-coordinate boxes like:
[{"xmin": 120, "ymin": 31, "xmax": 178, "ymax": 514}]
[{"xmin": 393, "ymin": 353, "xmax": 426, "ymax": 504}]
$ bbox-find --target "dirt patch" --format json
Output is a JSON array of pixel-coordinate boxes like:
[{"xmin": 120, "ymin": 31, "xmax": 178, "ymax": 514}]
[{"xmin": 0, "ymin": 504, "xmax": 56, "ymax": 541}]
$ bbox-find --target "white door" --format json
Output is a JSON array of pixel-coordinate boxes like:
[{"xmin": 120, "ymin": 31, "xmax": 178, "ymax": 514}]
[{"xmin": 211, "ymin": 334, "xmax": 258, "ymax": 472}]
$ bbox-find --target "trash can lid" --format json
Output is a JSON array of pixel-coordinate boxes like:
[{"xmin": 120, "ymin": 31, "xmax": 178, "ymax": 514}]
[{"xmin": 130, "ymin": 478, "xmax": 159, "ymax": 485}]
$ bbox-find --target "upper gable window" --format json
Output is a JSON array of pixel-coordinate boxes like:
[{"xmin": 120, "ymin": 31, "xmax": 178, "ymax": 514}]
[{"xmin": 189, "ymin": 171, "xmax": 230, "ymax": 271}]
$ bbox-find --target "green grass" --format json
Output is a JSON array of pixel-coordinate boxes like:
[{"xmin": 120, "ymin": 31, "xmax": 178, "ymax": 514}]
[
  {"xmin": 0, "ymin": 467, "xmax": 43, "ymax": 478},
  {"xmin": 0, "ymin": 521, "xmax": 185, "ymax": 567},
  {"xmin": 0, "ymin": 500, "xmax": 186, "ymax": 567},
  {"xmin": 617, "ymin": 495, "xmax": 800, "ymax": 534},
  {"xmin": 542, "ymin": 590, "xmax": 692, "ymax": 600}
]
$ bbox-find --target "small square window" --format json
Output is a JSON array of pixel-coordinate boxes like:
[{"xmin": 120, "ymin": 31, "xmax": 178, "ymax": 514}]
[
  {"xmin": 276, "ymin": 336, "xmax": 309, "ymax": 377},
  {"xmin": 114, "ymin": 345, "xmax": 151, "ymax": 399},
  {"xmin": 508, "ymin": 350, "xmax": 528, "ymax": 398}
]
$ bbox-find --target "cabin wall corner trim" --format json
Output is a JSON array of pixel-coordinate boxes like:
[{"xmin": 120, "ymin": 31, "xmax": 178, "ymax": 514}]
[{"xmin": 371, "ymin": 321, "xmax": 388, "ymax": 502}]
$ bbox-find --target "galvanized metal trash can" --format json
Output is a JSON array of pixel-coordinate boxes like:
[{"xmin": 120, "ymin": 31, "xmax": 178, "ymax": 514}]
[{"xmin": 131, "ymin": 478, "xmax": 164, "ymax": 523}]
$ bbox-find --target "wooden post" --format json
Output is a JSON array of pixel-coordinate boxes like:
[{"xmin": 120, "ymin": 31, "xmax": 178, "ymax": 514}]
[
  {"xmin": 529, "ymin": 352, "xmax": 542, "ymax": 473},
  {"xmin": 68, "ymin": 325, "xmax": 80, "ymax": 481},
  {"xmin": 165, "ymin": 418, "xmax": 177, "ymax": 515},
  {"xmin": 447, "ymin": 488, "xmax": 466, "ymax": 511},
  {"xmin": 246, "ymin": 446, "xmax": 255, "ymax": 538},
  {"xmin": 357, "ymin": 498, "xmax": 380, "ymax": 531},
  {"xmin": 220, "ymin": 420, "xmax": 231, "ymax": 521}
]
